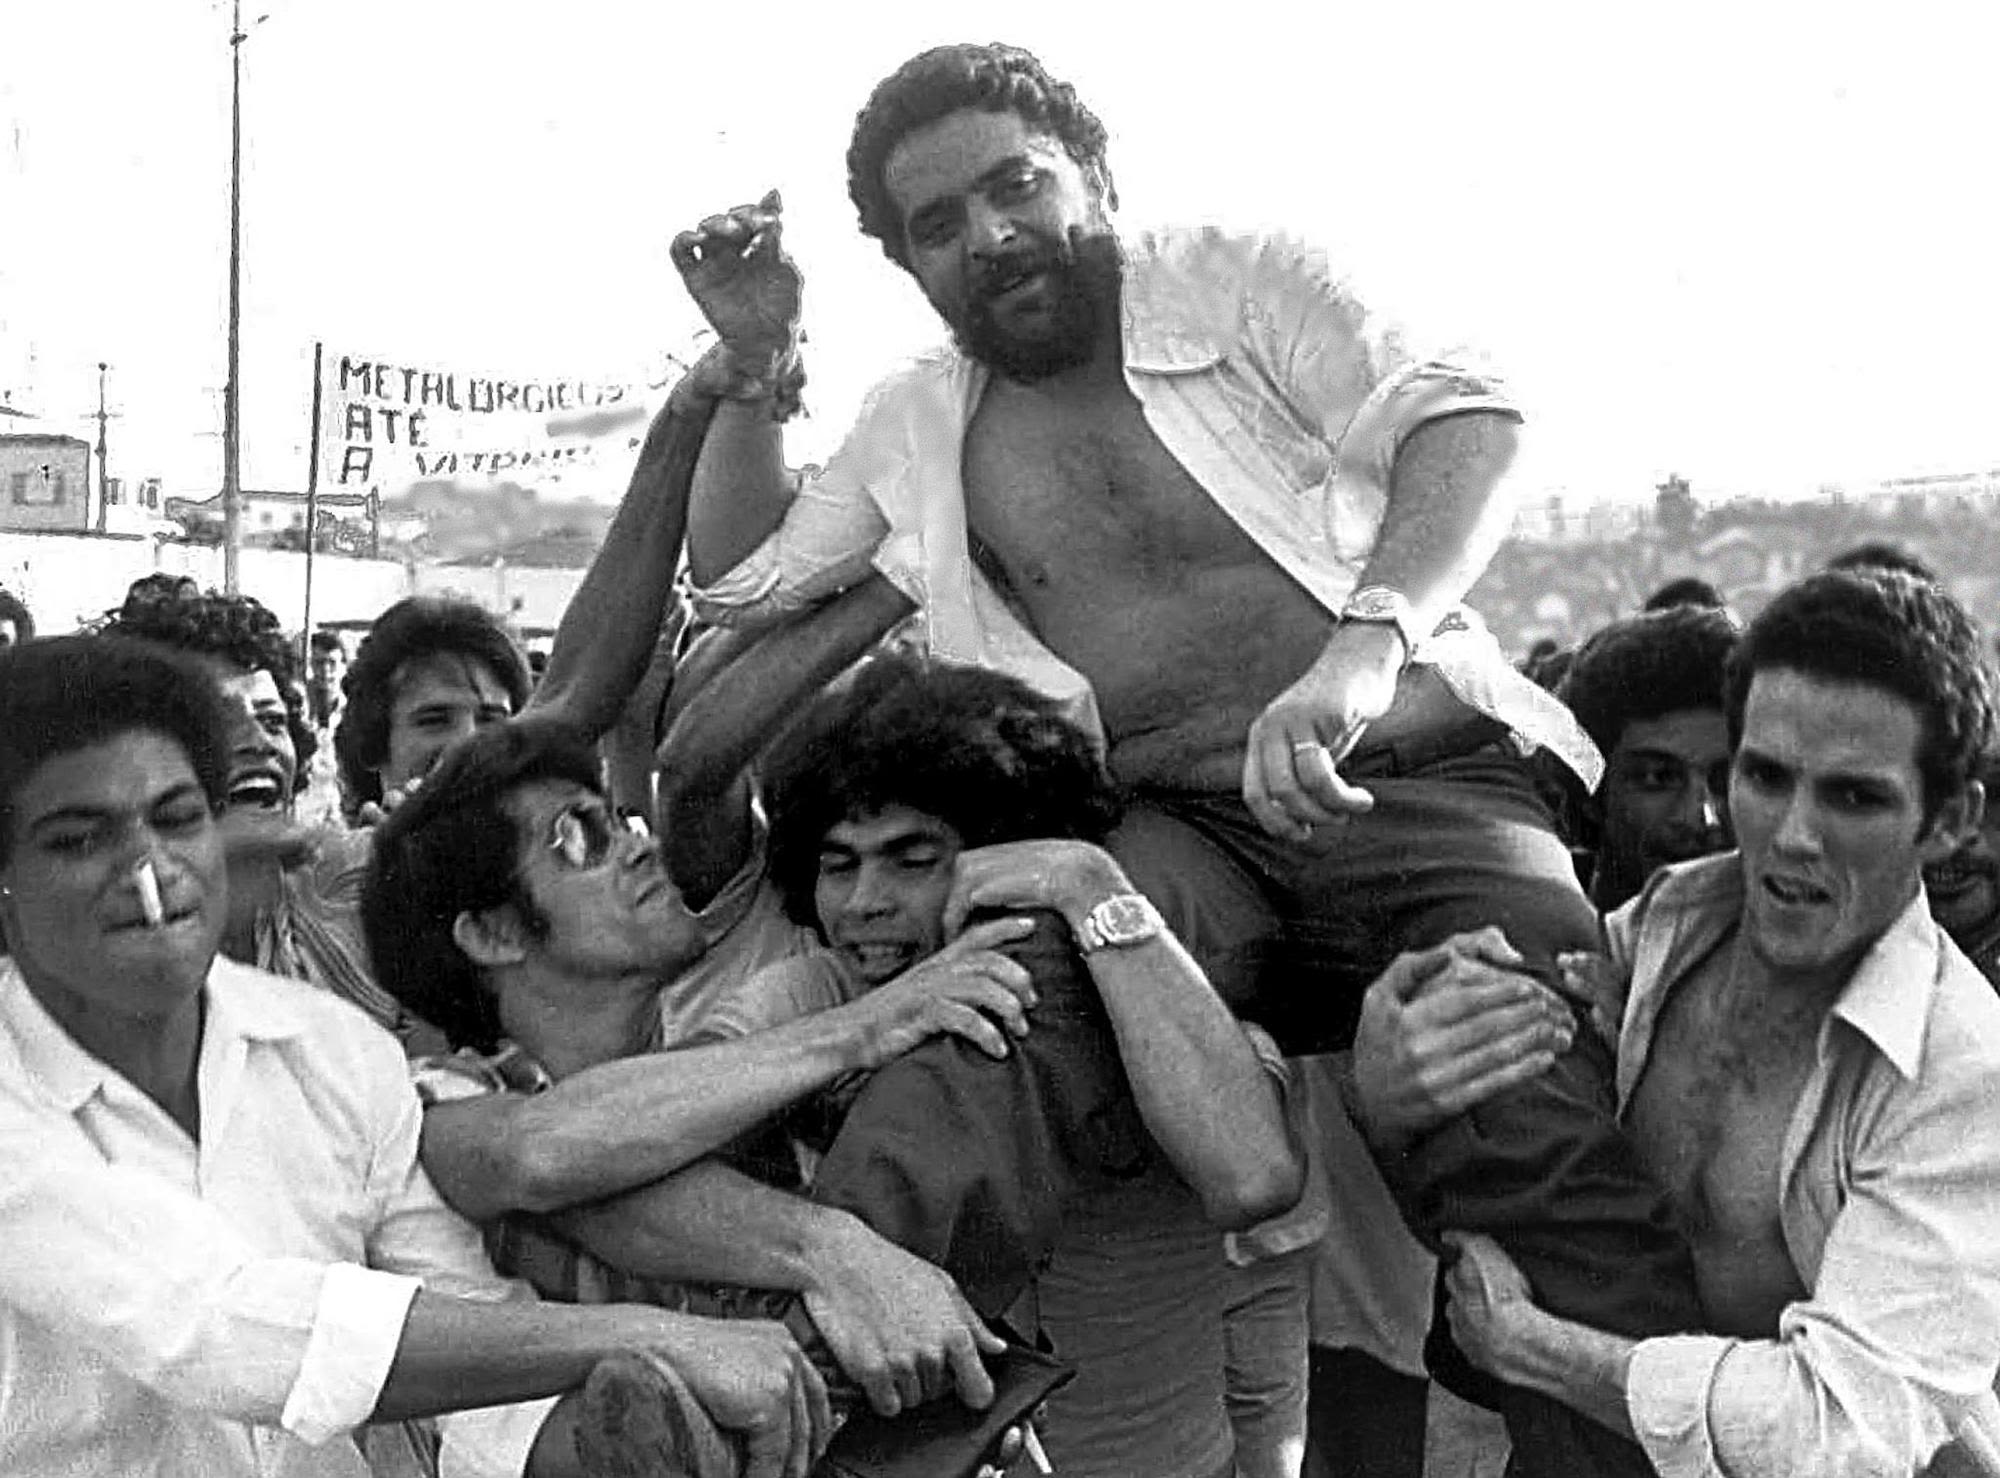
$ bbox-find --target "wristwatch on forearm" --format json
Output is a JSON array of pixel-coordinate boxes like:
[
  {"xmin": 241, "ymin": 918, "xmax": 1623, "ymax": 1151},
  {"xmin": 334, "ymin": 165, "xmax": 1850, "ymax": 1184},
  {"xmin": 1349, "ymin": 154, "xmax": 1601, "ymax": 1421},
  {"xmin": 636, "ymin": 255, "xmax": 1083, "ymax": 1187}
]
[
  {"xmin": 1339, "ymin": 585, "xmax": 1425, "ymax": 668},
  {"xmin": 1076, "ymin": 893, "xmax": 1164, "ymax": 953}
]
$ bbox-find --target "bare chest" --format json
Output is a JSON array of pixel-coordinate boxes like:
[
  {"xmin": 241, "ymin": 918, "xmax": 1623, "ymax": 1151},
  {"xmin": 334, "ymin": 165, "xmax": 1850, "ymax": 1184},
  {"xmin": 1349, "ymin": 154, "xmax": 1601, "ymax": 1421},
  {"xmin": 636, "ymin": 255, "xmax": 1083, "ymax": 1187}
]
[
  {"xmin": 959, "ymin": 381, "xmax": 1334, "ymax": 779},
  {"xmin": 1627, "ymin": 951, "xmax": 1818, "ymax": 1335},
  {"xmin": 962, "ymin": 381, "xmax": 1269, "ymax": 589}
]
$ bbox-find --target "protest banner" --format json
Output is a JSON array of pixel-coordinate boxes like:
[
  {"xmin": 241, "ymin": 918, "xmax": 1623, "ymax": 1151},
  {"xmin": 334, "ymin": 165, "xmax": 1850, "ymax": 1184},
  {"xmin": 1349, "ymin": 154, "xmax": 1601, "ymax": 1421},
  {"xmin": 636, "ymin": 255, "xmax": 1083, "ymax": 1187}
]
[{"xmin": 311, "ymin": 343, "xmax": 653, "ymax": 498}]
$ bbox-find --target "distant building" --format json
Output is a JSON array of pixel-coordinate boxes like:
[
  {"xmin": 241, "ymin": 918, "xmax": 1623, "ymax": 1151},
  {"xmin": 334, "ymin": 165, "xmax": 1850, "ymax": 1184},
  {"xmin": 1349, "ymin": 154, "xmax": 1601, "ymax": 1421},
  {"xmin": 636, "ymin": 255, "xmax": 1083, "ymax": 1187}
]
[
  {"xmin": 165, "ymin": 487, "xmax": 379, "ymax": 552},
  {"xmin": 0, "ymin": 432, "xmax": 92, "ymax": 532}
]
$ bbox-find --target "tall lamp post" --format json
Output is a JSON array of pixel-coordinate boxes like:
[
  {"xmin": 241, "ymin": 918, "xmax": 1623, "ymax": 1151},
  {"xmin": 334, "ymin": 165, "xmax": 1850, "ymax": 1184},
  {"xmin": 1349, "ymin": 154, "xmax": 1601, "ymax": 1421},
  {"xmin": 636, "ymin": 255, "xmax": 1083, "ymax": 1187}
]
[
  {"xmin": 220, "ymin": 0, "xmax": 247, "ymax": 593},
  {"xmin": 95, "ymin": 360, "xmax": 111, "ymax": 533}
]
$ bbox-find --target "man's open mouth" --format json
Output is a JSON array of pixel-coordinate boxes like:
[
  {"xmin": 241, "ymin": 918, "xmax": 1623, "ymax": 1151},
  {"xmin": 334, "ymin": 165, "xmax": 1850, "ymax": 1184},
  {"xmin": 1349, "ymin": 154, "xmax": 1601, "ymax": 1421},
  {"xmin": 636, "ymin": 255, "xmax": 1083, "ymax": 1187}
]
[
  {"xmin": 978, "ymin": 256, "xmax": 1055, "ymax": 303},
  {"xmin": 1762, "ymin": 874, "xmax": 1831, "ymax": 907},
  {"xmin": 227, "ymin": 772, "xmax": 286, "ymax": 810}
]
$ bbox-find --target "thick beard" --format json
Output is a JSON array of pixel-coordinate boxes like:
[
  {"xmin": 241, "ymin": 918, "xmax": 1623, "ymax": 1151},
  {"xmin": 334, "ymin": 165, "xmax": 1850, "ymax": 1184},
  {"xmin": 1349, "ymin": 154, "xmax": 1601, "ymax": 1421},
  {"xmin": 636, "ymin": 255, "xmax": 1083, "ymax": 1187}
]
[{"xmin": 951, "ymin": 228, "xmax": 1123, "ymax": 383}]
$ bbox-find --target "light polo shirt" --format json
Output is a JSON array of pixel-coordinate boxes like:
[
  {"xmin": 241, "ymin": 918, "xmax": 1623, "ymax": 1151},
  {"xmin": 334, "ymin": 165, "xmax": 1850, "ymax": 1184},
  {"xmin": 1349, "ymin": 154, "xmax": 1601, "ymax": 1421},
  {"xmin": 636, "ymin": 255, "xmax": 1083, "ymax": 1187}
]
[{"xmin": 0, "ymin": 954, "xmax": 553, "ymax": 1477}]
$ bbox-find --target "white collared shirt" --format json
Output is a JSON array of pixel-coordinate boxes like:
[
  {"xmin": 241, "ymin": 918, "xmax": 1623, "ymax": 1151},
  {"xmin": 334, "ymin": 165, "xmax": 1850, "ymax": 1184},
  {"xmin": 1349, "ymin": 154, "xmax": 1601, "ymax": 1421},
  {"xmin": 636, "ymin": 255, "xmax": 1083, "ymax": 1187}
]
[
  {"xmin": 0, "ymin": 955, "xmax": 552, "ymax": 1477},
  {"xmin": 1603, "ymin": 855, "xmax": 2000, "ymax": 1477},
  {"xmin": 690, "ymin": 225, "xmax": 1601, "ymax": 786}
]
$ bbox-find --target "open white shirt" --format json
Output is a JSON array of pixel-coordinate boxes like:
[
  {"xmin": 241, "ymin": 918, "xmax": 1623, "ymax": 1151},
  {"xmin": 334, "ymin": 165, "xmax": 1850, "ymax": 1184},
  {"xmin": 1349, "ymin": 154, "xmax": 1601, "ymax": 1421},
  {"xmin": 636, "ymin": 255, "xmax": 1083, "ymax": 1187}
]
[
  {"xmin": 1605, "ymin": 856, "xmax": 2000, "ymax": 1476},
  {"xmin": 0, "ymin": 954, "xmax": 554, "ymax": 1477},
  {"xmin": 690, "ymin": 225, "xmax": 1601, "ymax": 787}
]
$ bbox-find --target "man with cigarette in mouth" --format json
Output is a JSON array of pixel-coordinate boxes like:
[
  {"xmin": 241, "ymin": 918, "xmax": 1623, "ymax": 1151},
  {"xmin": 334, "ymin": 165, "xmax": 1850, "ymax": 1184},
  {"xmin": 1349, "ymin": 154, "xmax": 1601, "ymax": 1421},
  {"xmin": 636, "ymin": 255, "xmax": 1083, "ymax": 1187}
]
[
  {"xmin": 0, "ymin": 634, "xmax": 832, "ymax": 1478},
  {"xmin": 100, "ymin": 589, "xmax": 428, "ymax": 1048}
]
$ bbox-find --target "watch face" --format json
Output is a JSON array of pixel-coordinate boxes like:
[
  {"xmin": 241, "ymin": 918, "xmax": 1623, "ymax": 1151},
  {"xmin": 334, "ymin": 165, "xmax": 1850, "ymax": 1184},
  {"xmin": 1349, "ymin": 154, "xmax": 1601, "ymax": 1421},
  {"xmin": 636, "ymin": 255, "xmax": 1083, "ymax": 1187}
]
[{"xmin": 1095, "ymin": 894, "xmax": 1159, "ymax": 945}]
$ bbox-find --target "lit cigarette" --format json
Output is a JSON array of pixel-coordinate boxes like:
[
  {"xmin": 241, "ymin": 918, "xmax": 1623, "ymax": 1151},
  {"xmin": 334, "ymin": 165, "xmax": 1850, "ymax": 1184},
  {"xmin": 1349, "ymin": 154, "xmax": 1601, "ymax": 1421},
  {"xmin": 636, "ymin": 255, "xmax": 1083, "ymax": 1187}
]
[
  {"xmin": 1021, "ymin": 1425, "xmax": 1053, "ymax": 1476},
  {"xmin": 134, "ymin": 861, "xmax": 164, "ymax": 928}
]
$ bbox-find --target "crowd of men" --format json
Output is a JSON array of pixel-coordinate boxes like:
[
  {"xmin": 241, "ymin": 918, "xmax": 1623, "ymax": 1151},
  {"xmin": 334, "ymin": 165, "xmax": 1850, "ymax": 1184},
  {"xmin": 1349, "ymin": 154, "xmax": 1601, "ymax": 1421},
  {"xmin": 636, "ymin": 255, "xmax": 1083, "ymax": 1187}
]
[{"xmin": 4, "ymin": 39, "xmax": 1999, "ymax": 1478}]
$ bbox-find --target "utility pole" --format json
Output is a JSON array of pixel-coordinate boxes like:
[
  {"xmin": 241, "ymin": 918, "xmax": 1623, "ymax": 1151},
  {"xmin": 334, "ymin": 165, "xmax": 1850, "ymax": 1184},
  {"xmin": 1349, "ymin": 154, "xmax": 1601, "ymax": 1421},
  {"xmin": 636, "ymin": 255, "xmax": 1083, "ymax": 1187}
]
[
  {"xmin": 221, "ymin": 0, "xmax": 246, "ymax": 592},
  {"xmin": 94, "ymin": 360, "xmax": 111, "ymax": 532}
]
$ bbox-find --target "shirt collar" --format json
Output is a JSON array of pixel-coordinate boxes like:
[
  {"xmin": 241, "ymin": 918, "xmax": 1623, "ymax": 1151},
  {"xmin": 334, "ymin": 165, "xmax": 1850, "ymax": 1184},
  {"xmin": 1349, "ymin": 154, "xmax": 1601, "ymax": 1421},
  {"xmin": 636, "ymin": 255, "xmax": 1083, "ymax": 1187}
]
[
  {"xmin": 1119, "ymin": 227, "xmax": 1231, "ymax": 373},
  {"xmin": 1828, "ymin": 887, "xmax": 1943, "ymax": 1080},
  {"xmin": 0, "ymin": 954, "xmax": 308, "ymax": 1114}
]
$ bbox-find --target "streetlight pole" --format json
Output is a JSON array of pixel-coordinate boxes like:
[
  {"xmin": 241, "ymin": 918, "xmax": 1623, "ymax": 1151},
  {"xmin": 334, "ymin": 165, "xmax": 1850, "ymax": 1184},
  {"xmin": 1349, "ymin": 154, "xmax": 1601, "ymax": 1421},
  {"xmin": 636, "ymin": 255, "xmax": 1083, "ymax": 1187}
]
[
  {"xmin": 222, "ymin": 0, "xmax": 245, "ymax": 593},
  {"xmin": 95, "ymin": 361, "xmax": 111, "ymax": 533}
]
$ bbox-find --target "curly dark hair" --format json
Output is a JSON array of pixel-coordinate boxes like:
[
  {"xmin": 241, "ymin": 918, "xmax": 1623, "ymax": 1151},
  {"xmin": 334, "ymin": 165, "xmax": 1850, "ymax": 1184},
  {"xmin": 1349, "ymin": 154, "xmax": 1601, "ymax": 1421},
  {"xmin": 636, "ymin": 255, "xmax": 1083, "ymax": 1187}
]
[
  {"xmin": 334, "ymin": 596, "xmax": 530, "ymax": 817},
  {"xmin": 362, "ymin": 721, "xmax": 602, "ymax": 1052},
  {"xmin": 1560, "ymin": 605, "xmax": 1740, "ymax": 761},
  {"xmin": 0, "ymin": 636, "xmax": 229, "ymax": 867},
  {"xmin": 1726, "ymin": 568, "xmax": 1998, "ymax": 819},
  {"xmin": 101, "ymin": 590, "xmax": 315, "ymax": 792},
  {"xmin": 763, "ymin": 652, "xmax": 1123, "ymax": 929},
  {"xmin": 847, "ymin": 42, "xmax": 1112, "ymax": 267}
]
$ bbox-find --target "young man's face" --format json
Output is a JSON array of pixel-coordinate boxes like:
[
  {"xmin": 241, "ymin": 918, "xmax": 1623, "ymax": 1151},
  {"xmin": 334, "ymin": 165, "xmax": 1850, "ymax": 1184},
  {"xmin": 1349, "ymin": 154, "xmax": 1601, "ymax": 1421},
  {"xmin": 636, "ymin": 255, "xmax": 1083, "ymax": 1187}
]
[
  {"xmin": 506, "ymin": 779, "xmax": 707, "ymax": 981},
  {"xmin": 0, "ymin": 730, "xmax": 225, "ymax": 1021},
  {"xmin": 883, "ymin": 108, "xmax": 1116, "ymax": 381},
  {"xmin": 1596, "ymin": 707, "xmax": 1733, "ymax": 907},
  {"xmin": 202, "ymin": 659, "xmax": 299, "ymax": 814},
  {"xmin": 814, "ymin": 804, "xmax": 963, "ymax": 985},
  {"xmin": 1730, "ymin": 668, "xmax": 1970, "ymax": 983},
  {"xmin": 307, "ymin": 643, "xmax": 346, "ymax": 717},
  {"xmin": 379, "ymin": 651, "xmax": 515, "ymax": 795}
]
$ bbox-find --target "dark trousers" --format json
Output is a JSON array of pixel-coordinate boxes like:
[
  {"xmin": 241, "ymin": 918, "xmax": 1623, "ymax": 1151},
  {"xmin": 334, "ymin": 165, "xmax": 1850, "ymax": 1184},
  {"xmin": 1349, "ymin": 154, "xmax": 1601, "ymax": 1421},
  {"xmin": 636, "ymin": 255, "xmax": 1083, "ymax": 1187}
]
[{"xmin": 1109, "ymin": 746, "xmax": 1700, "ymax": 1477}]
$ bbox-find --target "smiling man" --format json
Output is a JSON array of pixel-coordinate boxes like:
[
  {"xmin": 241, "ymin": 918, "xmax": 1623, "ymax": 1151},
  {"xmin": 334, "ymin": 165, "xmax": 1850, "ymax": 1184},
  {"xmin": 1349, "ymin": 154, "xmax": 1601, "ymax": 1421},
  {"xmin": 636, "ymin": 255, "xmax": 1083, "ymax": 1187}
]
[
  {"xmin": 1358, "ymin": 569, "xmax": 2000, "ymax": 1475},
  {"xmin": 1927, "ymin": 749, "xmax": 2000, "ymax": 988},
  {"xmin": 335, "ymin": 595, "xmax": 530, "ymax": 822}
]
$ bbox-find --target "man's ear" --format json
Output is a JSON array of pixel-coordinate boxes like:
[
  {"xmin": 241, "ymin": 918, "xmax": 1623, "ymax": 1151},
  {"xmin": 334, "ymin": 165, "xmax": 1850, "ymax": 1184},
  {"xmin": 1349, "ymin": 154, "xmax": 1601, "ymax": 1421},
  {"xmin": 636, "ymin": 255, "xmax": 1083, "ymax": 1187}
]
[
  {"xmin": 1085, "ymin": 161, "xmax": 1119, "ymax": 215},
  {"xmin": 452, "ymin": 905, "xmax": 530, "ymax": 969},
  {"xmin": 1920, "ymin": 779, "xmax": 1984, "ymax": 866}
]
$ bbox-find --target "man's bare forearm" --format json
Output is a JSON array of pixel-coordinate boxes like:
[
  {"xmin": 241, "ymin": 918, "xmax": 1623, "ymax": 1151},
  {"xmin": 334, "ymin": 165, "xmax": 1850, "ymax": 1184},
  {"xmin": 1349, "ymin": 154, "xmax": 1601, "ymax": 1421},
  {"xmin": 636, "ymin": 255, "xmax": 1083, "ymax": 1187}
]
[
  {"xmin": 1504, "ymin": 1305, "xmax": 1639, "ymax": 1442},
  {"xmin": 1045, "ymin": 851, "xmax": 1303, "ymax": 1229},
  {"xmin": 419, "ymin": 1012, "xmax": 887, "ymax": 1221},
  {"xmin": 1085, "ymin": 931, "xmax": 1302, "ymax": 1229},
  {"xmin": 526, "ymin": 378, "xmax": 718, "ymax": 741},
  {"xmin": 688, "ymin": 400, "xmax": 794, "ymax": 586},
  {"xmin": 374, "ymin": 1290, "xmax": 677, "ymax": 1421},
  {"xmin": 1353, "ymin": 410, "xmax": 1521, "ymax": 628},
  {"xmin": 548, "ymin": 1159, "xmax": 869, "ymax": 1293}
]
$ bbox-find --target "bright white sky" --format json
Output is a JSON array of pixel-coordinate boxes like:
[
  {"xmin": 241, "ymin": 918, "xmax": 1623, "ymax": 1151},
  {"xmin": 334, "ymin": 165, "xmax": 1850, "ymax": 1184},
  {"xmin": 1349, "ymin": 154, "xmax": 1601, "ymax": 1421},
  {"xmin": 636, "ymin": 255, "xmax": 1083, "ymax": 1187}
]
[{"xmin": 5, "ymin": 0, "xmax": 1998, "ymax": 508}]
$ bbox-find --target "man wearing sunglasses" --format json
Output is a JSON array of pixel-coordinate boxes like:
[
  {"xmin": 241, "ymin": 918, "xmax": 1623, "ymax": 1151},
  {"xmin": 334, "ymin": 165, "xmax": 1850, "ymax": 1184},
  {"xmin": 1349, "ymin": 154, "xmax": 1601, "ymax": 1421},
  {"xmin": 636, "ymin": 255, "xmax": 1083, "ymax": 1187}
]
[{"xmin": 362, "ymin": 661, "xmax": 1301, "ymax": 1474}]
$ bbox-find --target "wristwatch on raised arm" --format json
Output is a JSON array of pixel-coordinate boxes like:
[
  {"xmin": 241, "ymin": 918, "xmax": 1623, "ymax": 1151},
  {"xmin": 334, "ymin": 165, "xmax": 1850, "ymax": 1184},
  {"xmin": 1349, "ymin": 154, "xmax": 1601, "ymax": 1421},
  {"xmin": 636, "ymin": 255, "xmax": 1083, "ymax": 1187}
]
[
  {"xmin": 1077, "ymin": 893, "xmax": 1165, "ymax": 953},
  {"xmin": 1339, "ymin": 585, "xmax": 1426, "ymax": 668}
]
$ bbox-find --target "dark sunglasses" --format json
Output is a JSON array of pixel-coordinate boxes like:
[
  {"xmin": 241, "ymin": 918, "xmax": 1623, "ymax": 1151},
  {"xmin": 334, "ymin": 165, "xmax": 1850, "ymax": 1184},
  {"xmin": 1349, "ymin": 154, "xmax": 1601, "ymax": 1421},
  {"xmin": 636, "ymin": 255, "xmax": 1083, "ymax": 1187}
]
[{"xmin": 546, "ymin": 802, "xmax": 649, "ymax": 870}]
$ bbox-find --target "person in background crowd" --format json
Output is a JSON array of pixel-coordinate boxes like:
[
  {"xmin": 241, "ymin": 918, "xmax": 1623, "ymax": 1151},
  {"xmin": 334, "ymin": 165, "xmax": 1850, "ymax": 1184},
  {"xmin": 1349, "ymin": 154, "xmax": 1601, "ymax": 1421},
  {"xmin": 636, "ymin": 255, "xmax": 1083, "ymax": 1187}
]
[
  {"xmin": 307, "ymin": 628, "xmax": 349, "ymax": 730},
  {"xmin": 1825, "ymin": 539, "xmax": 1941, "ymax": 583},
  {"xmin": 334, "ymin": 594, "xmax": 530, "ymax": 822},
  {"xmin": 1640, "ymin": 575, "xmax": 1727, "ymax": 613},
  {"xmin": 1926, "ymin": 747, "xmax": 2000, "ymax": 990},
  {"xmin": 1555, "ymin": 604, "xmax": 1739, "ymax": 909},
  {"xmin": 0, "ymin": 587, "xmax": 33, "ymax": 647},
  {"xmin": 0, "ymin": 634, "xmax": 830, "ymax": 1478}
]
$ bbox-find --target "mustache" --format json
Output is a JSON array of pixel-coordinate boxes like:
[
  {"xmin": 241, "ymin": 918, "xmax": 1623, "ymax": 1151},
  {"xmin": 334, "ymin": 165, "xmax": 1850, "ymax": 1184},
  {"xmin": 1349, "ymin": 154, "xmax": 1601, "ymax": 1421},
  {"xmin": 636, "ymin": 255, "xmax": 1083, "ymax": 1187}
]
[{"xmin": 970, "ymin": 240, "xmax": 1071, "ymax": 300}]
